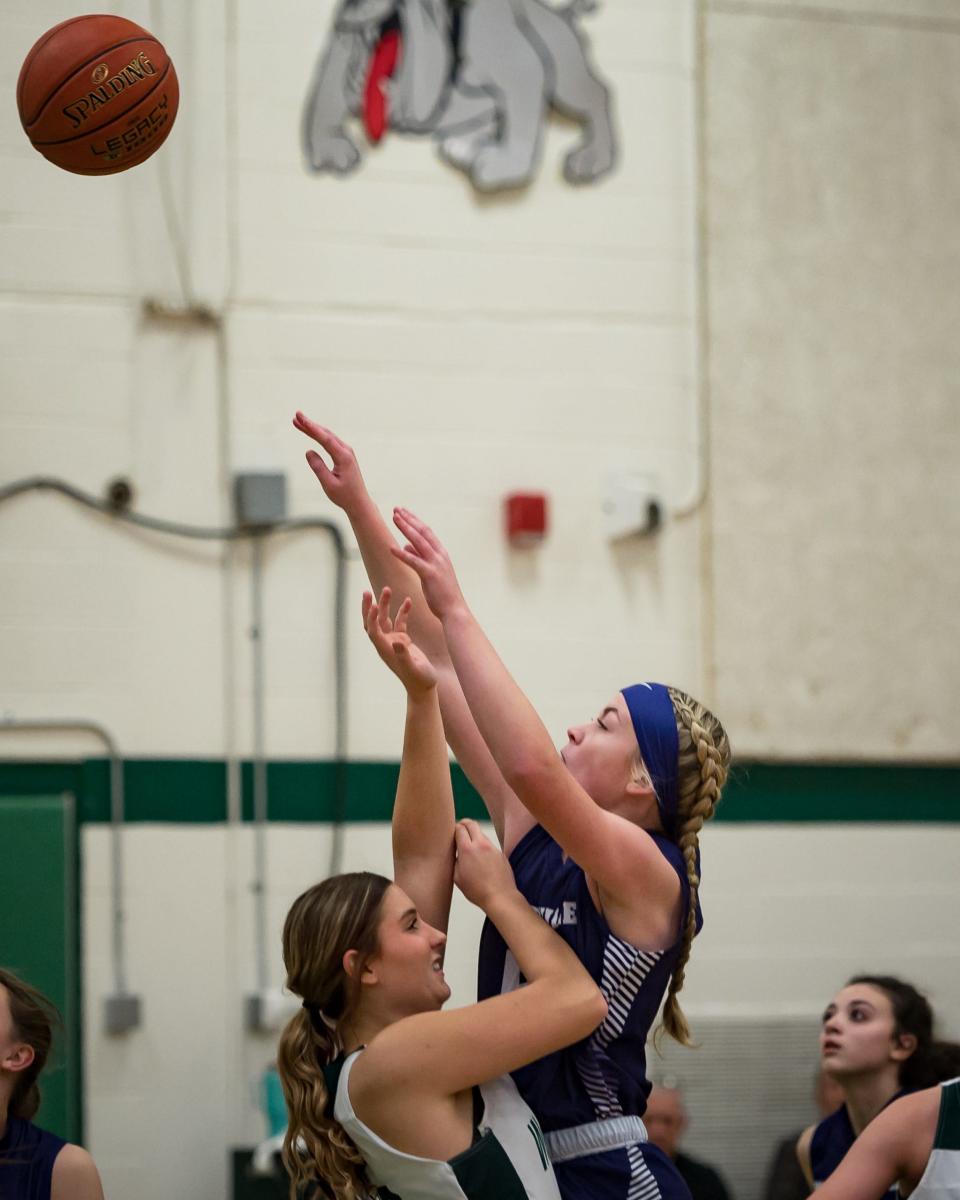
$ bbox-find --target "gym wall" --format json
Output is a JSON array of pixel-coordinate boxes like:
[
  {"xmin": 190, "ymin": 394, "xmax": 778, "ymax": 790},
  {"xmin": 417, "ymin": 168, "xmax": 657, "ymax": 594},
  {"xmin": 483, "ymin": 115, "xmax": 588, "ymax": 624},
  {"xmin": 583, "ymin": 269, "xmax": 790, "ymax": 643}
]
[{"xmin": 1, "ymin": 2, "xmax": 958, "ymax": 1199}]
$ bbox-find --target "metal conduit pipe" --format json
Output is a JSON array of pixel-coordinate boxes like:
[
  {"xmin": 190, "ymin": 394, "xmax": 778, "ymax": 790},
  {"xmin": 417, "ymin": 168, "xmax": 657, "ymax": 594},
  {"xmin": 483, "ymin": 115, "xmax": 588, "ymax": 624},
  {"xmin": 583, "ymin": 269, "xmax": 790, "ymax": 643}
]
[
  {"xmin": 0, "ymin": 716, "xmax": 139, "ymax": 1032},
  {"xmin": 0, "ymin": 476, "xmax": 351, "ymax": 1030},
  {"xmin": 250, "ymin": 533, "xmax": 269, "ymax": 995}
]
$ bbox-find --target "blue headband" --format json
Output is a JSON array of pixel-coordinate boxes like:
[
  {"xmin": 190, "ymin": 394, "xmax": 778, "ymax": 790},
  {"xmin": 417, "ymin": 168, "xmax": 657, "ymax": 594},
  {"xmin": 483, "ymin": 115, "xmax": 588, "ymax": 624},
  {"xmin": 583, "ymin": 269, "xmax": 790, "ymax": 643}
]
[{"xmin": 621, "ymin": 683, "xmax": 680, "ymax": 838}]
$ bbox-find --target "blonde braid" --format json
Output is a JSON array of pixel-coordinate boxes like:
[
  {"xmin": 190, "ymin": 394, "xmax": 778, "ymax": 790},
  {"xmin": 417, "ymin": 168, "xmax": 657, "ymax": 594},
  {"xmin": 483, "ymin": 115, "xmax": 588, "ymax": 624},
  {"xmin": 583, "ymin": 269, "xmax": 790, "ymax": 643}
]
[{"xmin": 658, "ymin": 687, "xmax": 730, "ymax": 1047}]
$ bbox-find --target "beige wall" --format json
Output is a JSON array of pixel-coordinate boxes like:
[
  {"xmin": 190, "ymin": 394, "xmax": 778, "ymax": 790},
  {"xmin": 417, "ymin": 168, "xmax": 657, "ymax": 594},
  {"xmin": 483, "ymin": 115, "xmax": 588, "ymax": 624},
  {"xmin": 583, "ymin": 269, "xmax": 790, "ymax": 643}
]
[
  {"xmin": 1, "ymin": 0, "xmax": 706, "ymax": 767},
  {"xmin": 3, "ymin": 1, "xmax": 960, "ymax": 1198},
  {"xmin": 704, "ymin": 0, "xmax": 960, "ymax": 759}
]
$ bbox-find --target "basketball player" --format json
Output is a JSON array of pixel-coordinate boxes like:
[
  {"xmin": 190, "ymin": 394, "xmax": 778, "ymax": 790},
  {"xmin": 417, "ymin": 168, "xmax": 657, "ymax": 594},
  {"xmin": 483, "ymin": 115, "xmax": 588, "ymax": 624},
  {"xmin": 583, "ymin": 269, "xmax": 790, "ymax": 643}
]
[
  {"xmin": 293, "ymin": 413, "xmax": 731, "ymax": 1200},
  {"xmin": 798, "ymin": 975, "xmax": 960, "ymax": 1196},
  {"xmin": 813, "ymin": 1077, "xmax": 960, "ymax": 1200},
  {"xmin": 276, "ymin": 588, "xmax": 607, "ymax": 1199},
  {"xmin": 0, "ymin": 970, "xmax": 104, "ymax": 1200}
]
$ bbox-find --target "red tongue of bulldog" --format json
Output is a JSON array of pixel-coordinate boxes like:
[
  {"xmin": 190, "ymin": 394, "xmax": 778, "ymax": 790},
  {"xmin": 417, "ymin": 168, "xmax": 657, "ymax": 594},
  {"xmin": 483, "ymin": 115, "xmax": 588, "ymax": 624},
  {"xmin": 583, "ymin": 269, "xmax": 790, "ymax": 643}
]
[{"xmin": 363, "ymin": 28, "xmax": 402, "ymax": 143}]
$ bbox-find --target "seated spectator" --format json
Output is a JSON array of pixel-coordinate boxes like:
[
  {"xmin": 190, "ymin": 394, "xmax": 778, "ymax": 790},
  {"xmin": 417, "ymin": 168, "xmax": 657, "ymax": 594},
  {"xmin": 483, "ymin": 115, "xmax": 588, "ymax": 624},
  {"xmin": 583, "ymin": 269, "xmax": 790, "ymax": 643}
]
[{"xmin": 645, "ymin": 1083, "xmax": 734, "ymax": 1200}]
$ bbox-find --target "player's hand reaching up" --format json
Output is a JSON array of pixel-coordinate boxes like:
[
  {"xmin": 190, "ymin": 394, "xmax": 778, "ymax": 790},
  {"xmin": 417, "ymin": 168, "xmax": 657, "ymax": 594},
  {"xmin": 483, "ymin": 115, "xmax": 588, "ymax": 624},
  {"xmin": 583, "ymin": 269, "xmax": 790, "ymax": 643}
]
[
  {"xmin": 391, "ymin": 508, "xmax": 468, "ymax": 623},
  {"xmin": 362, "ymin": 586, "xmax": 437, "ymax": 697},
  {"xmin": 293, "ymin": 413, "xmax": 368, "ymax": 513},
  {"xmin": 453, "ymin": 819, "xmax": 517, "ymax": 910}
]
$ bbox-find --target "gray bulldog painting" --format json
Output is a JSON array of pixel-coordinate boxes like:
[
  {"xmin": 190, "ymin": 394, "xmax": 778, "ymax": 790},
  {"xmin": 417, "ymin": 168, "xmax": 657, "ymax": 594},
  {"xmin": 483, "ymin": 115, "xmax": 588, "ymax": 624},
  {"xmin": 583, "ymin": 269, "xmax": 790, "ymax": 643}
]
[{"xmin": 302, "ymin": 0, "xmax": 617, "ymax": 191}]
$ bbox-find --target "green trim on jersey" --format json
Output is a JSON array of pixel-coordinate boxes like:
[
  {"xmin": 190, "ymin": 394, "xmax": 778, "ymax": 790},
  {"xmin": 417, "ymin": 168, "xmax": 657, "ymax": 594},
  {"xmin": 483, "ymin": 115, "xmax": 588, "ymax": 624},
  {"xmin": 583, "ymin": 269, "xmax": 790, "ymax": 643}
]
[
  {"xmin": 449, "ymin": 1130, "xmax": 530, "ymax": 1199},
  {"xmin": 935, "ymin": 1079, "xmax": 960, "ymax": 1151}
]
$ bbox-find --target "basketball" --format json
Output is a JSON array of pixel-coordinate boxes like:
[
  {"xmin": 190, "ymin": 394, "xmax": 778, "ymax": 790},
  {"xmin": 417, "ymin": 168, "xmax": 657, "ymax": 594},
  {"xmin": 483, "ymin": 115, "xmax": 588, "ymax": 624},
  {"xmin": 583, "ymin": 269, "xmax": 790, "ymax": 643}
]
[{"xmin": 16, "ymin": 14, "xmax": 179, "ymax": 176}]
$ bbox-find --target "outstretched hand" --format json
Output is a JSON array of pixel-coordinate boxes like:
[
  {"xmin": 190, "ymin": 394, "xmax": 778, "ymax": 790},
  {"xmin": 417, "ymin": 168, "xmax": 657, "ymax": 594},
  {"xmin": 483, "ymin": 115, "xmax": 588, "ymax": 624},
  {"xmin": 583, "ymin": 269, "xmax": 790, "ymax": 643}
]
[
  {"xmin": 453, "ymin": 819, "xmax": 517, "ymax": 909},
  {"xmin": 391, "ymin": 508, "xmax": 467, "ymax": 623},
  {"xmin": 293, "ymin": 413, "xmax": 367, "ymax": 511},
  {"xmin": 362, "ymin": 586, "xmax": 437, "ymax": 696}
]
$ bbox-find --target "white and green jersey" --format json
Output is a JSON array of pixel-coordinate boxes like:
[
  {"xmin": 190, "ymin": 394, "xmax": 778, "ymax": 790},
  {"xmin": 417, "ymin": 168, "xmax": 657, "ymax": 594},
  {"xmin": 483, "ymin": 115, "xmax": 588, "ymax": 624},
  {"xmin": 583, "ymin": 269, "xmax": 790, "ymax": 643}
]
[
  {"xmin": 911, "ymin": 1078, "xmax": 960, "ymax": 1200},
  {"xmin": 330, "ymin": 1049, "xmax": 561, "ymax": 1200}
]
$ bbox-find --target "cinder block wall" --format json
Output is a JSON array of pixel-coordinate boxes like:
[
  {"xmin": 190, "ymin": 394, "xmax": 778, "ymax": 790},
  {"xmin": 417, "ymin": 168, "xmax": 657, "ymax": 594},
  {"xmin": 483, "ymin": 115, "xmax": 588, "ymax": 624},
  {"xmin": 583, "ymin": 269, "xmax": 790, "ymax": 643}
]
[{"xmin": 2, "ymin": 1, "xmax": 959, "ymax": 1198}]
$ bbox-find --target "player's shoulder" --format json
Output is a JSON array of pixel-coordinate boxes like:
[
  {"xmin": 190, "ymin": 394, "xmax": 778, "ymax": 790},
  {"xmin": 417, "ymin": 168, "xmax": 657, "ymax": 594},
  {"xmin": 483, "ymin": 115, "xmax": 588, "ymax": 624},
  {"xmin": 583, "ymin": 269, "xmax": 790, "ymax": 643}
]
[
  {"xmin": 880, "ymin": 1085, "xmax": 942, "ymax": 1134},
  {"xmin": 51, "ymin": 1143, "xmax": 104, "ymax": 1200},
  {"xmin": 795, "ymin": 1124, "xmax": 815, "ymax": 1180}
]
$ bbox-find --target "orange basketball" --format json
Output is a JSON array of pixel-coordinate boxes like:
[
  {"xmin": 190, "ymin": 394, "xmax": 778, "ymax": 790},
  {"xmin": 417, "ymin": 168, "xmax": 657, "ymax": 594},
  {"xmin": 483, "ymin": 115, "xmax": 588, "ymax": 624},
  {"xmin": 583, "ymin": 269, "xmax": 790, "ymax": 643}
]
[{"xmin": 17, "ymin": 14, "xmax": 179, "ymax": 176}]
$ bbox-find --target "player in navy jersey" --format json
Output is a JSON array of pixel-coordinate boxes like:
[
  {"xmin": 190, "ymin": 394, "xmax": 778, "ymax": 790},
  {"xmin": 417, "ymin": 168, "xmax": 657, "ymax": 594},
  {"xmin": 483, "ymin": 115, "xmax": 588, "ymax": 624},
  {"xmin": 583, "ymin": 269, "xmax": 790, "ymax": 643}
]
[
  {"xmin": 797, "ymin": 975, "xmax": 960, "ymax": 1198},
  {"xmin": 294, "ymin": 415, "xmax": 731, "ymax": 1200},
  {"xmin": 812, "ymin": 1078, "xmax": 960, "ymax": 1200},
  {"xmin": 0, "ymin": 970, "xmax": 103, "ymax": 1200}
]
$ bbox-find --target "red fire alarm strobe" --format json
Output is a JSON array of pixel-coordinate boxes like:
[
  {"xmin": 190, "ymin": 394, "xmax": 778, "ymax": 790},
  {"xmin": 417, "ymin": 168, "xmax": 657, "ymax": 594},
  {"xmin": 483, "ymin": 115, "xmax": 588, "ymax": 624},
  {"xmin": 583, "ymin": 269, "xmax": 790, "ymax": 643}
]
[{"xmin": 505, "ymin": 492, "xmax": 548, "ymax": 545}]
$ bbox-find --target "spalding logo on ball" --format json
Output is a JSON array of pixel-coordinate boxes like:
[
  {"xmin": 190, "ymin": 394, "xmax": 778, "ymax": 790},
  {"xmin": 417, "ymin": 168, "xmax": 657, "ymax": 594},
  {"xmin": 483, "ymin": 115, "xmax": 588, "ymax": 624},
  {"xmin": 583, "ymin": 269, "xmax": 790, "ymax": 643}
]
[{"xmin": 17, "ymin": 14, "xmax": 179, "ymax": 175}]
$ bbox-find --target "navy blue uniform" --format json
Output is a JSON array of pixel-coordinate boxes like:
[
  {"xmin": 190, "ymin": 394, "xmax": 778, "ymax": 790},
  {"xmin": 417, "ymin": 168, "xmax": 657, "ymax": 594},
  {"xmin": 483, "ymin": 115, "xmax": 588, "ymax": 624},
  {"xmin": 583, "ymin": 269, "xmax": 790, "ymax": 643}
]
[
  {"xmin": 478, "ymin": 823, "xmax": 701, "ymax": 1200},
  {"xmin": 810, "ymin": 1098, "xmax": 904, "ymax": 1199},
  {"xmin": 0, "ymin": 1117, "xmax": 66, "ymax": 1200}
]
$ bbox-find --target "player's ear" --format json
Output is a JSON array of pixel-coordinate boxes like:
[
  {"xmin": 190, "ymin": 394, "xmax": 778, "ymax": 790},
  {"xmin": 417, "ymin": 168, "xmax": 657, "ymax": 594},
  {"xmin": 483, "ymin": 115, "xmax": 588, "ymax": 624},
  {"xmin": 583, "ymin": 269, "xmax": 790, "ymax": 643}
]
[
  {"xmin": 1, "ymin": 1042, "xmax": 35, "ymax": 1074},
  {"xmin": 891, "ymin": 1032, "xmax": 917, "ymax": 1062},
  {"xmin": 343, "ymin": 949, "xmax": 378, "ymax": 987}
]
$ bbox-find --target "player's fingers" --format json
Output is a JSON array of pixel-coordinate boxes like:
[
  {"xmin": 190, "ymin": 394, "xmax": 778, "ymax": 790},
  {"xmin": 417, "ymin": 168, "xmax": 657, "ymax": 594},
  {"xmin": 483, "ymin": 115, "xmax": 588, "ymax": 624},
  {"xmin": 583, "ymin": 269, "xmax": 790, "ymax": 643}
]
[
  {"xmin": 456, "ymin": 818, "xmax": 480, "ymax": 841},
  {"xmin": 394, "ymin": 596, "xmax": 412, "ymax": 635},
  {"xmin": 365, "ymin": 599, "xmax": 383, "ymax": 642},
  {"xmin": 390, "ymin": 545, "xmax": 424, "ymax": 574},
  {"xmin": 377, "ymin": 586, "xmax": 393, "ymax": 632},
  {"xmin": 361, "ymin": 590, "xmax": 373, "ymax": 630},
  {"xmin": 396, "ymin": 508, "xmax": 444, "ymax": 554},
  {"xmin": 295, "ymin": 413, "xmax": 352, "ymax": 462},
  {"xmin": 305, "ymin": 449, "xmax": 333, "ymax": 480},
  {"xmin": 393, "ymin": 508, "xmax": 433, "ymax": 557}
]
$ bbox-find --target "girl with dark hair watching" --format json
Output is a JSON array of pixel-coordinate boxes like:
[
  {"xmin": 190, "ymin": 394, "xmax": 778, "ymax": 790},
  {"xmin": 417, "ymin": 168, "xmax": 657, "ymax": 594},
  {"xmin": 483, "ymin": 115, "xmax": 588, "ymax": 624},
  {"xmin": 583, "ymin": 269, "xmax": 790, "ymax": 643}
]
[
  {"xmin": 0, "ymin": 969, "xmax": 104, "ymax": 1200},
  {"xmin": 277, "ymin": 590, "xmax": 607, "ymax": 1200},
  {"xmin": 797, "ymin": 974, "xmax": 960, "ymax": 1196}
]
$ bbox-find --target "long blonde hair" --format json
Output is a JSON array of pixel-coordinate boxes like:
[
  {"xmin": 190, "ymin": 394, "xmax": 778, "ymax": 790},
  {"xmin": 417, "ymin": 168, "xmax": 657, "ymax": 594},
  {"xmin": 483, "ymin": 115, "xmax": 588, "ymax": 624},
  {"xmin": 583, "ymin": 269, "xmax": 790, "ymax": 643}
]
[
  {"xmin": 277, "ymin": 872, "xmax": 391, "ymax": 1200},
  {"xmin": 658, "ymin": 688, "xmax": 730, "ymax": 1046}
]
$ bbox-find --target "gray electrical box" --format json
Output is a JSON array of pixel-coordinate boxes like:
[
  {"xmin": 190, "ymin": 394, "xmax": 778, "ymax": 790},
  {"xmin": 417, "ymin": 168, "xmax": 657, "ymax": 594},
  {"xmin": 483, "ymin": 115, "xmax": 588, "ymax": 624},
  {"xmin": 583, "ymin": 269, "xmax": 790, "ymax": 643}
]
[
  {"xmin": 234, "ymin": 473, "xmax": 287, "ymax": 529},
  {"xmin": 104, "ymin": 992, "xmax": 142, "ymax": 1035}
]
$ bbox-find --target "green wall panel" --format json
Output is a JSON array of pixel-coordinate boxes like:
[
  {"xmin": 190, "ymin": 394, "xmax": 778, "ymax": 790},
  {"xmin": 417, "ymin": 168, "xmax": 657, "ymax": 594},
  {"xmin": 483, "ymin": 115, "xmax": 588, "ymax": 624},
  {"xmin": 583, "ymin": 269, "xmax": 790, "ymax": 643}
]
[
  {"xmin": 0, "ymin": 759, "xmax": 956, "ymax": 823},
  {"xmin": 0, "ymin": 795, "xmax": 80, "ymax": 1142}
]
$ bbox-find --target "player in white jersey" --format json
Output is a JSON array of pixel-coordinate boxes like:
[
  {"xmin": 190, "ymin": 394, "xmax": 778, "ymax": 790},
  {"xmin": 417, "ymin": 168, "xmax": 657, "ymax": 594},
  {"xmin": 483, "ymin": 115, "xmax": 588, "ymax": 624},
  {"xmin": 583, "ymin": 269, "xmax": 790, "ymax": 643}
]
[
  {"xmin": 276, "ymin": 590, "xmax": 607, "ymax": 1200},
  {"xmin": 814, "ymin": 1077, "xmax": 960, "ymax": 1200}
]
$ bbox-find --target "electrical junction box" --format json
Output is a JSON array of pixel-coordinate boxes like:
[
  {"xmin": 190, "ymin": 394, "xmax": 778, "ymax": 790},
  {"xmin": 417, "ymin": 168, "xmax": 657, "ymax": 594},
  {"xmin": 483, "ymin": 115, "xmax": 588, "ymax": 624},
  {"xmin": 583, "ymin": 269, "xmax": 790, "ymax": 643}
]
[
  {"xmin": 245, "ymin": 988, "xmax": 300, "ymax": 1033},
  {"xmin": 104, "ymin": 992, "xmax": 142, "ymax": 1035},
  {"xmin": 602, "ymin": 472, "xmax": 663, "ymax": 540},
  {"xmin": 234, "ymin": 473, "xmax": 287, "ymax": 529}
]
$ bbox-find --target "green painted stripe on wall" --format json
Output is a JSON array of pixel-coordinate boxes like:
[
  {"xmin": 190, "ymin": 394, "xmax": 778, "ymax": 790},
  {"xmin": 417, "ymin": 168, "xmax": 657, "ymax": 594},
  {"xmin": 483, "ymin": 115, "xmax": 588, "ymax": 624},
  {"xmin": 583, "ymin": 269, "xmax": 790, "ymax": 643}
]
[{"xmin": 0, "ymin": 759, "xmax": 957, "ymax": 823}]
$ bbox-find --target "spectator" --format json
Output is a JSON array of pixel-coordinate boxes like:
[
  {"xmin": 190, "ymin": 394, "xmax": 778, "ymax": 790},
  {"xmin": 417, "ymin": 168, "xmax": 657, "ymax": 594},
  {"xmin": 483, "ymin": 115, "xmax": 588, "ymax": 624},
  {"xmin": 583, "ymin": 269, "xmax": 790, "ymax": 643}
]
[{"xmin": 645, "ymin": 1084, "xmax": 733, "ymax": 1200}]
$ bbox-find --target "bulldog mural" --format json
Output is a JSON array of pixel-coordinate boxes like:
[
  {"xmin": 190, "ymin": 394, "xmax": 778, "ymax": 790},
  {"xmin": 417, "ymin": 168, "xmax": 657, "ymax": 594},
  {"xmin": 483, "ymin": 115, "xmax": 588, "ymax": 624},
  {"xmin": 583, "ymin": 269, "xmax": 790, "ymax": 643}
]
[{"xmin": 302, "ymin": 0, "xmax": 617, "ymax": 191}]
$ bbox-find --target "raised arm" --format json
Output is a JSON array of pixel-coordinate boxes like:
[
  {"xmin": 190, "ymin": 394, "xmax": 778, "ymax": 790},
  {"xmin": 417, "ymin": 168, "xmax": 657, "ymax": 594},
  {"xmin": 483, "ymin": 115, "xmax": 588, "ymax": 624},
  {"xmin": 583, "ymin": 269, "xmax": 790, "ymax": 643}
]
[
  {"xmin": 355, "ymin": 820, "xmax": 607, "ymax": 1103},
  {"xmin": 389, "ymin": 508, "xmax": 680, "ymax": 925},
  {"xmin": 811, "ymin": 1088, "xmax": 934, "ymax": 1200},
  {"xmin": 362, "ymin": 587, "xmax": 454, "ymax": 934},
  {"xmin": 294, "ymin": 413, "xmax": 524, "ymax": 847}
]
